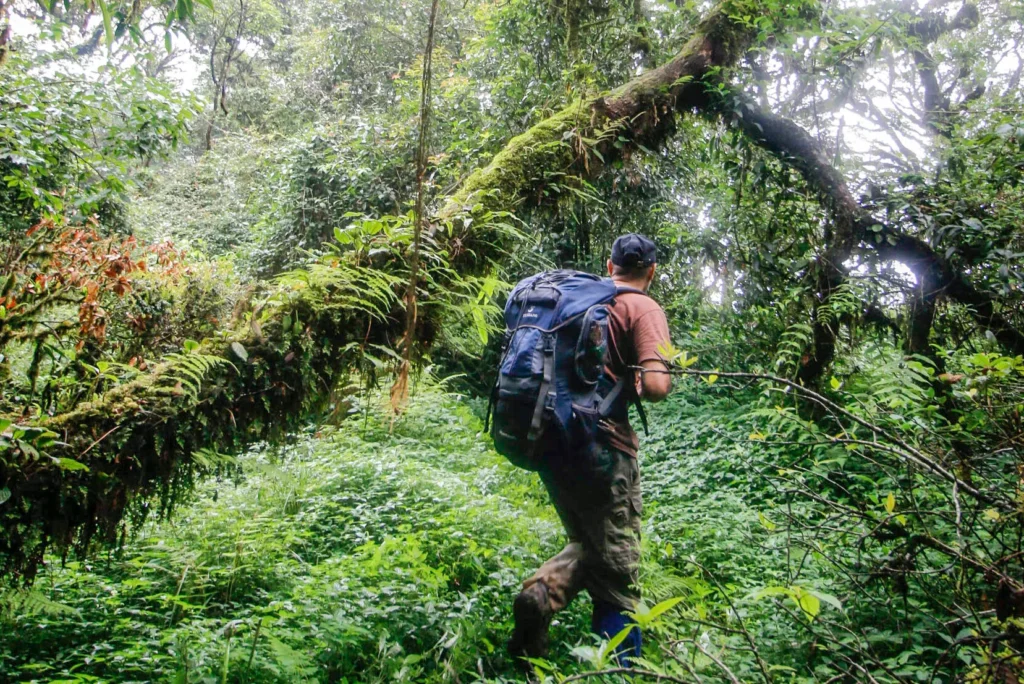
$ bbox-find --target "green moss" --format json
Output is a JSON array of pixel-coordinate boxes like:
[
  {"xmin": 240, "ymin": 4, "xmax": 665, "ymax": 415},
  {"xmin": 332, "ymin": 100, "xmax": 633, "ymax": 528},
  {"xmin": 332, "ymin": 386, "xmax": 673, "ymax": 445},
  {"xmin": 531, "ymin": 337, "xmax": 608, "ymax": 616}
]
[{"xmin": 441, "ymin": 99, "xmax": 594, "ymax": 218}]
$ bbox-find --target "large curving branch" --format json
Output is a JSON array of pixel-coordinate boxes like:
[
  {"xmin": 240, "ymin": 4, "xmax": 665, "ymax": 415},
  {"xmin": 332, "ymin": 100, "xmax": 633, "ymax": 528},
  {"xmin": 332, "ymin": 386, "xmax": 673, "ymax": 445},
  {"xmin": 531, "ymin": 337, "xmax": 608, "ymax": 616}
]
[
  {"xmin": 875, "ymin": 233, "xmax": 1024, "ymax": 356},
  {"xmin": 715, "ymin": 93, "xmax": 1024, "ymax": 367},
  {"xmin": 714, "ymin": 95, "xmax": 869, "ymax": 384}
]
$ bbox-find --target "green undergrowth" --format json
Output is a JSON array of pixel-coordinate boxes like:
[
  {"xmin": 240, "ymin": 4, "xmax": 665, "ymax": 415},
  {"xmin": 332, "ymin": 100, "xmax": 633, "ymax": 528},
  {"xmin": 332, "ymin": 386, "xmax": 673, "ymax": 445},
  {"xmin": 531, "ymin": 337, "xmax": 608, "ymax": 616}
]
[
  {"xmin": 0, "ymin": 383, "xmax": 937, "ymax": 682},
  {"xmin": 0, "ymin": 387, "xmax": 587, "ymax": 683}
]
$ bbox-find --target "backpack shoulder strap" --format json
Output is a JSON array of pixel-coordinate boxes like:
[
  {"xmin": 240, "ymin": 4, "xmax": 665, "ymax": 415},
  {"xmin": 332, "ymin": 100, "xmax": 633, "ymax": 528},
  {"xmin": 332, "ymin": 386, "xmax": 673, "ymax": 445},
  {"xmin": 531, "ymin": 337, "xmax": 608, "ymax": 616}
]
[
  {"xmin": 633, "ymin": 397, "xmax": 649, "ymax": 436},
  {"xmin": 597, "ymin": 376, "xmax": 626, "ymax": 417},
  {"xmin": 597, "ymin": 376, "xmax": 650, "ymax": 437}
]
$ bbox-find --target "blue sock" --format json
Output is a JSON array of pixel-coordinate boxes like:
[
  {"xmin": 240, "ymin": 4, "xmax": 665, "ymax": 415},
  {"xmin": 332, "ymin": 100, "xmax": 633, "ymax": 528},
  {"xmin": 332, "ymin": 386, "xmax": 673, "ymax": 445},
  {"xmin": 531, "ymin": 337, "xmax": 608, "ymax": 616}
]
[{"xmin": 591, "ymin": 600, "xmax": 642, "ymax": 667}]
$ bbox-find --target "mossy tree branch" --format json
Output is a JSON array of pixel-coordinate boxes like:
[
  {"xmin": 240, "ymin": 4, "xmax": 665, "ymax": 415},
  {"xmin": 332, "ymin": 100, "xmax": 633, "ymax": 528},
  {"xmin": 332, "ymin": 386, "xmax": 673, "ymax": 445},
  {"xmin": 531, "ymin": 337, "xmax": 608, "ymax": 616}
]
[{"xmin": 438, "ymin": 1, "xmax": 803, "ymax": 223}]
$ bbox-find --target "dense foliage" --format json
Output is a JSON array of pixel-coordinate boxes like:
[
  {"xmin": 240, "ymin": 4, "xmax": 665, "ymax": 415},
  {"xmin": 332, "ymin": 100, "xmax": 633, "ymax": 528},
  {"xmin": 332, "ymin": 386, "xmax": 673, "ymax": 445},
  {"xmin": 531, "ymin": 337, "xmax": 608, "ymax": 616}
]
[{"xmin": 2, "ymin": 0, "xmax": 1024, "ymax": 681}]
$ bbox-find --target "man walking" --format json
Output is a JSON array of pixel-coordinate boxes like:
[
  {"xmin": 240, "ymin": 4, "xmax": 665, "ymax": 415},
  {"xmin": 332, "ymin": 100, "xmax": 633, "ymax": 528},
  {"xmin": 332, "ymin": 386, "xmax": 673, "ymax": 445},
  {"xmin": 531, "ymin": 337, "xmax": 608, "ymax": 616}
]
[{"xmin": 508, "ymin": 233, "xmax": 673, "ymax": 667}]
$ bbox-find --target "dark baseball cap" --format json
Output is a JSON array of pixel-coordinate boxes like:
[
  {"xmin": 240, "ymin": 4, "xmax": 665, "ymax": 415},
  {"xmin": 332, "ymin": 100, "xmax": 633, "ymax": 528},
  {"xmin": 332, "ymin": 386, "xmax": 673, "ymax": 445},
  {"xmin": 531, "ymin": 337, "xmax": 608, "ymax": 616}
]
[{"xmin": 611, "ymin": 233, "xmax": 657, "ymax": 269}]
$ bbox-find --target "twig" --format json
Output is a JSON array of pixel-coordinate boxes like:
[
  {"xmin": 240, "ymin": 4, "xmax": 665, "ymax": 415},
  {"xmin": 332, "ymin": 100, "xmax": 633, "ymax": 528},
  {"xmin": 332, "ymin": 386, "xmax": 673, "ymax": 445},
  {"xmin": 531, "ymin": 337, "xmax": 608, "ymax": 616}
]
[
  {"xmin": 78, "ymin": 425, "xmax": 121, "ymax": 458},
  {"xmin": 692, "ymin": 639, "xmax": 741, "ymax": 684},
  {"xmin": 682, "ymin": 558, "xmax": 773, "ymax": 684}
]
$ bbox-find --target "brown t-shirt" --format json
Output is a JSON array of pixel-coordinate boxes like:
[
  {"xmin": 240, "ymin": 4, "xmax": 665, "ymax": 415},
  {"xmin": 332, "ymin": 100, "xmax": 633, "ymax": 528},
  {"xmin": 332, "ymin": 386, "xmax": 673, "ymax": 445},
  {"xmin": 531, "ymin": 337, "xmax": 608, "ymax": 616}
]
[{"xmin": 600, "ymin": 290, "xmax": 672, "ymax": 457}]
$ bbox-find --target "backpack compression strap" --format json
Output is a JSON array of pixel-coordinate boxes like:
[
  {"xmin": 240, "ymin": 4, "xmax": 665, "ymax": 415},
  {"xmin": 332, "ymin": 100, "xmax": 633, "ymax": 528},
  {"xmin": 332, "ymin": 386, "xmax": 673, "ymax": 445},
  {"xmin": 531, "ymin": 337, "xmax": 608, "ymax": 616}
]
[{"xmin": 528, "ymin": 333, "xmax": 556, "ymax": 446}]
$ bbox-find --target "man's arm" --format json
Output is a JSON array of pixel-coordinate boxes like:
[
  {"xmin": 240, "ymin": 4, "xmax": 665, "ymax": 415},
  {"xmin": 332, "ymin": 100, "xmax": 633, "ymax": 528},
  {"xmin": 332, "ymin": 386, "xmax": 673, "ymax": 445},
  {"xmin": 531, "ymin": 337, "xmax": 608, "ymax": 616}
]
[
  {"xmin": 631, "ymin": 306, "xmax": 673, "ymax": 402},
  {"xmin": 638, "ymin": 360, "xmax": 672, "ymax": 402}
]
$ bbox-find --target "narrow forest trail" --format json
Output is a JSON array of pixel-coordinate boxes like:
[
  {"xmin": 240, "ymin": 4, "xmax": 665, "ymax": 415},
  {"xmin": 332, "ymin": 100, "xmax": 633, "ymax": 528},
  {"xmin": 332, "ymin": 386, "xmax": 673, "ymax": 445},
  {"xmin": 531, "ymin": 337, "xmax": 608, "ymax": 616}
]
[{"xmin": 0, "ymin": 384, "xmax": 798, "ymax": 683}]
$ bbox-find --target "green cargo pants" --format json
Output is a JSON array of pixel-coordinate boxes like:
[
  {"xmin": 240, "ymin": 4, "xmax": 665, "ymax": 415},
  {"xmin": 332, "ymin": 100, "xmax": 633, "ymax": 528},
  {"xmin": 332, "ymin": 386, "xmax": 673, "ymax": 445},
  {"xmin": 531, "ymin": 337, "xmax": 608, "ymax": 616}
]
[{"xmin": 523, "ymin": 444, "xmax": 643, "ymax": 613}]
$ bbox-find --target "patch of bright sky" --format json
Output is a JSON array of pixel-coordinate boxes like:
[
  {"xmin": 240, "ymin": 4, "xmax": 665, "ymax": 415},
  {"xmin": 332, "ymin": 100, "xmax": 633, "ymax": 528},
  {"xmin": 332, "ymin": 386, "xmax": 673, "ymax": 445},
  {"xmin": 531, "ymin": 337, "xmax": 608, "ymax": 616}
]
[{"xmin": 10, "ymin": 9, "xmax": 202, "ymax": 90}]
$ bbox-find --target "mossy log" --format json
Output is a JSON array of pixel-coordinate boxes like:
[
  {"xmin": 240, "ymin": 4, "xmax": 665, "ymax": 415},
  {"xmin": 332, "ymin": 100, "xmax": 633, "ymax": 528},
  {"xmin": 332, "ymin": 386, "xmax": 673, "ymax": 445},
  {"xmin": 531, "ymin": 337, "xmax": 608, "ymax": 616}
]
[{"xmin": 1, "ymin": 282, "xmax": 406, "ymax": 581}]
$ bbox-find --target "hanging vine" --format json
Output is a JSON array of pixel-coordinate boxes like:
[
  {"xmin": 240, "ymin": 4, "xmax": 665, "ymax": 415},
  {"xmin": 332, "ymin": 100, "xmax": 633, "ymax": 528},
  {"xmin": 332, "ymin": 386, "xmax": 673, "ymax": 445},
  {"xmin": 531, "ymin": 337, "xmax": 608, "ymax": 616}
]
[{"xmin": 392, "ymin": 0, "xmax": 442, "ymax": 412}]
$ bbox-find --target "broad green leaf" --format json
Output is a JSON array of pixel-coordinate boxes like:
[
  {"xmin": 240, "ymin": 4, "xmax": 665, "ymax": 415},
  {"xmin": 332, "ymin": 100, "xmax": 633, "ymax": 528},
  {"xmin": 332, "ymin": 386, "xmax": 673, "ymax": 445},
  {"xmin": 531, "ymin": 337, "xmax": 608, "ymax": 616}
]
[
  {"xmin": 17, "ymin": 440, "xmax": 39, "ymax": 459},
  {"xmin": 631, "ymin": 597, "xmax": 683, "ymax": 627},
  {"xmin": 644, "ymin": 596, "xmax": 683, "ymax": 623},
  {"xmin": 471, "ymin": 307, "xmax": 488, "ymax": 345},
  {"xmin": 569, "ymin": 644, "xmax": 600, "ymax": 667},
  {"xmin": 885, "ymin": 492, "xmax": 896, "ymax": 513},
  {"xmin": 55, "ymin": 457, "xmax": 90, "ymax": 472},
  {"xmin": 752, "ymin": 586, "xmax": 792, "ymax": 601},
  {"xmin": 796, "ymin": 589, "xmax": 820, "ymax": 620},
  {"xmin": 0, "ymin": 487, "xmax": 10, "ymax": 505},
  {"xmin": 809, "ymin": 590, "xmax": 843, "ymax": 612},
  {"xmin": 759, "ymin": 511, "xmax": 777, "ymax": 531},
  {"xmin": 600, "ymin": 624, "xmax": 636, "ymax": 663},
  {"xmin": 830, "ymin": 377, "xmax": 841, "ymax": 390}
]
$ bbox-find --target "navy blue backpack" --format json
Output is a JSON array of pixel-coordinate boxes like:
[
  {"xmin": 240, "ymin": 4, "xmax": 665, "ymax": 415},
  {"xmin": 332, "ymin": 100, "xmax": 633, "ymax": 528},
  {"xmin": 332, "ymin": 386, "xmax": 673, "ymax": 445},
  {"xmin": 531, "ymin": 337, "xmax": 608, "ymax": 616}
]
[{"xmin": 486, "ymin": 270, "xmax": 647, "ymax": 471}]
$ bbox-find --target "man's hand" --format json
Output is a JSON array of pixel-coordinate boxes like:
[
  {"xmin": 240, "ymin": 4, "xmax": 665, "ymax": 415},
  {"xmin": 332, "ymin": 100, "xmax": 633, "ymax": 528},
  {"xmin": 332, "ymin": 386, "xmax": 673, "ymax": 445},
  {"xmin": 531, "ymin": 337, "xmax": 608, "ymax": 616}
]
[{"xmin": 637, "ymin": 360, "xmax": 672, "ymax": 402}]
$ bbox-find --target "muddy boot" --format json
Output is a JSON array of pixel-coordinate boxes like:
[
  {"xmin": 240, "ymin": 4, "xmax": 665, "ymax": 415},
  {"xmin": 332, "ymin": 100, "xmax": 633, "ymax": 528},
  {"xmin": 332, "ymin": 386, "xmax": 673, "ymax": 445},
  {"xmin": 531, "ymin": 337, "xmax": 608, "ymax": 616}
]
[{"xmin": 508, "ymin": 581, "xmax": 552, "ymax": 667}]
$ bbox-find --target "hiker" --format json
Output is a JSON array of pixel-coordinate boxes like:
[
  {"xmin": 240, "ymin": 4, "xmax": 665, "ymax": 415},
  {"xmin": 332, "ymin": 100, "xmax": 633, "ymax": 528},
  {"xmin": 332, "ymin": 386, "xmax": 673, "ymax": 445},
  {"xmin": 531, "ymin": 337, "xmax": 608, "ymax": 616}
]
[{"xmin": 496, "ymin": 233, "xmax": 673, "ymax": 668}]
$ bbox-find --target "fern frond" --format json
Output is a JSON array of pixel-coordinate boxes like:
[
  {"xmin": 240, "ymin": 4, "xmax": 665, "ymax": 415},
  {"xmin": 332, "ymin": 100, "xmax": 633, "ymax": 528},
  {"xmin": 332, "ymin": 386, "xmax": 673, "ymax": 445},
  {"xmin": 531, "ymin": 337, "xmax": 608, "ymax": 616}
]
[
  {"xmin": 0, "ymin": 588, "xmax": 77, "ymax": 620},
  {"xmin": 775, "ymin": 321, "xmax": 814, "ymax": 376},
  {"xmin": 275, "ymin": 262, "xmax": 401, "ymax": 322},
  {"xmin": 155, "ymin": 351, "xmax": 235, "ymax": 401}
]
